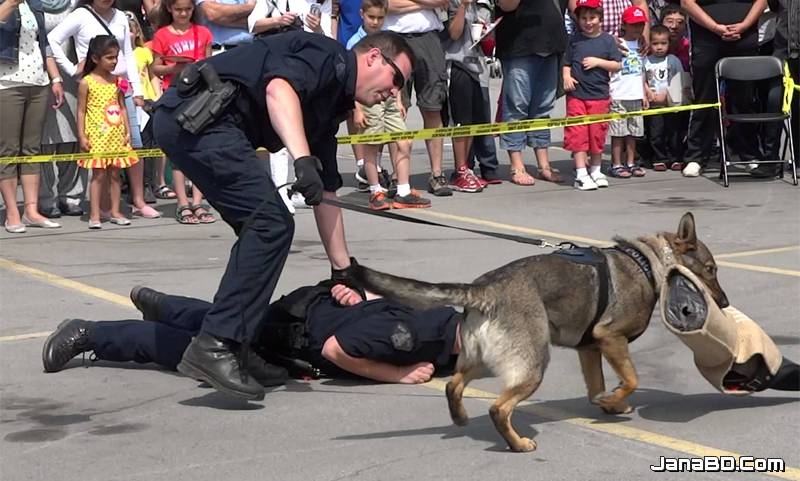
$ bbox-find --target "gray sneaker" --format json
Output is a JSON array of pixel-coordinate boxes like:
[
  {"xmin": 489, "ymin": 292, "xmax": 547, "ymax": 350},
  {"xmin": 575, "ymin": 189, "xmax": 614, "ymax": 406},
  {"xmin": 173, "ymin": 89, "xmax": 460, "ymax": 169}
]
[
  {"xmin": 393, "ymin": 189, "xmax": 431, "ymax": 209},
  {"xmin": 427, "ymin": 175, "xmax": 453, "ymax": 197}
]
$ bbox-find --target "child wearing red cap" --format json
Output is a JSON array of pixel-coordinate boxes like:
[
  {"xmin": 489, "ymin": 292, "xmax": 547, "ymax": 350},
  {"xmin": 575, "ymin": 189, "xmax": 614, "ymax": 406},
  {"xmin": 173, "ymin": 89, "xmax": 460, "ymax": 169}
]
[
  {"xmin": 608, "ymin": 5, "xmax": 649, "ymax": 179},
  {"xmin": 563, "ymin": 0, "xmax": 623, "ymax": 191}
]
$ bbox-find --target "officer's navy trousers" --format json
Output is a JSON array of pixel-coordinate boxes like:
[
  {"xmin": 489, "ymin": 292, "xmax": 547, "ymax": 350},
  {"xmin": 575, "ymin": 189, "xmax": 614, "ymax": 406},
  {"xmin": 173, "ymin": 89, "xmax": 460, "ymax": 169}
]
[
  {"xmin": 89, "ymin": 294, "xmax": 214, "ymax": 370},
  {"xmin": 154, "ymin": 108, "xmax": 295, "ymax": 343}
]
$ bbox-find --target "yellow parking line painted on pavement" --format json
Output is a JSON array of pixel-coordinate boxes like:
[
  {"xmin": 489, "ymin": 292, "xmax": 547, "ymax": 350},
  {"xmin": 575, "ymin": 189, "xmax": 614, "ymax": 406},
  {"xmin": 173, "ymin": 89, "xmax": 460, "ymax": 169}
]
[
  {"xmin": 424, "ymin": 379, "xmax": 800, "ymax": 481},
  {"xmin": 0, "ymin": 331, "xmax": 54, "ymax": 342},
  {"xmin": 0, "ymin": 257, "xmax": 133, "ymax": 309},
  {"xmin": 716, "ymin": 260, "xmax": 800, "ymax": 277},
  {"xmin": 716, "ymin": 246, "xmax": 800, "ymax": 259}
]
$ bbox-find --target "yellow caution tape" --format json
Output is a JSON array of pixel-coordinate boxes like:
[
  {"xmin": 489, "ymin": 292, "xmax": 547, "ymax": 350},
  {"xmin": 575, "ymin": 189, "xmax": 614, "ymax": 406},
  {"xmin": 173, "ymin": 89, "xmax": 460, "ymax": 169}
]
[
  {"xmin": 0, "ymin": 102, "xmax": 719, "ymax": 164},
  {"xmin": 784, "ymin": 62, "xmax": 797, "ymax": 115},
  {"xmin": 0, "ymin": 149, "xmax": 165, "ymax": 165}
]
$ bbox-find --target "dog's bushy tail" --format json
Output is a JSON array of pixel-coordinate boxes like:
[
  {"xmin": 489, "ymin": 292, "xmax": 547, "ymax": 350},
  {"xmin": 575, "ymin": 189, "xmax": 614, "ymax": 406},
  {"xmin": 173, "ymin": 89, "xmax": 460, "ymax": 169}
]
[{"xmin": 353, "ymin": 264, "xmax": 489, "ymax": 311}]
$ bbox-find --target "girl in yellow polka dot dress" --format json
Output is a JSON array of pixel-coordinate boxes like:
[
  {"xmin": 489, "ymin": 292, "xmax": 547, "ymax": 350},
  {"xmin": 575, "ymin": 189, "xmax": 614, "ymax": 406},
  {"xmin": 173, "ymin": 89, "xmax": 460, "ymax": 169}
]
[{"xmin": 77, "ymin": 35, "xmax": 139, "ymax": 229}]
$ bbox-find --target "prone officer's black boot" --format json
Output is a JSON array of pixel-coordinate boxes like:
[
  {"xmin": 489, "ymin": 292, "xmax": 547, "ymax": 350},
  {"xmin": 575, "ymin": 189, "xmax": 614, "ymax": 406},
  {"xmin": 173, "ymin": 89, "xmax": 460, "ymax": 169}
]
[
  {"xmin": 177, "ymin": 332, "xmax": 265, "ymax": 400},
  {"xmin": 244, "ymin": 350, "xmax": 288, "ymax": 387},
  {"xmin": 130, "ymin": 285, "xmax": 166, "ymax": 322},
  {"xmin": 42, "ymin": 319, "xmax": 94, "ymax": 373}
]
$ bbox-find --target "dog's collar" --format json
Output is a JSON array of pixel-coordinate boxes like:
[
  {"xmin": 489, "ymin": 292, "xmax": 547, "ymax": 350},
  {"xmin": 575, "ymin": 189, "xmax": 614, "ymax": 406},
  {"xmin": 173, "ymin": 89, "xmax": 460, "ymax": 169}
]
[{"xmin": 615, "ymin": 242, "xmax": 655, "ymax": 288}]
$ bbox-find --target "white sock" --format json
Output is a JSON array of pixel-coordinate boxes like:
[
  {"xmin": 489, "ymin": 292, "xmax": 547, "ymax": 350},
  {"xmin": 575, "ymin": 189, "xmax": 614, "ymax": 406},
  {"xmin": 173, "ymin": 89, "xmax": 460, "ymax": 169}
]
[
  {"xmin": 369, "ymin": 184, "xmax": 386, "ymax": 194},
  {"xmin": 396, "ymin": 183, "xmax": 411, "ymax": 197},
  {"xmin": 356, "ymin": 158, "xmax": 364, "ymax": 167},
  {"xmin": 576, "ymin": 167, "xmax": 588, "ymax": 178},
  {"xmin": 589, "ymin": 165, "xmax": 601, "ymax": 175}
]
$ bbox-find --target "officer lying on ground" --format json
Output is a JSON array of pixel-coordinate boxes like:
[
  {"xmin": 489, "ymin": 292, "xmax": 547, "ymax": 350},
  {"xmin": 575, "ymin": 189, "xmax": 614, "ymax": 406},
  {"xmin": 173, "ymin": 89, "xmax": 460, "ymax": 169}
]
[
  {"xmin": 152, "ymin": 31, "xmax": 415, "ymax": 400},
  {"xmin": 42, "ymin": 284, "xmax": 461, "ymax": 385}
]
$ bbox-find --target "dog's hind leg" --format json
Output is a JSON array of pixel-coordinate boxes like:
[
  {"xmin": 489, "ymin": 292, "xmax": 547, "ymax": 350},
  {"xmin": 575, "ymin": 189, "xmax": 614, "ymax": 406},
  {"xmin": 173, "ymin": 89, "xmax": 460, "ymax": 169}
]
[
  {"xmin": 489, "ymin": 375, "xmax": 543, "ymax": 453},
  {"xmin": 593, "ymin": 335, "xmax": 638, "ymax": 414},
  {"xmin": 446, "ymin": 363, "xmax": 482, "ymax": 426},
  {"xmin": 577, "ymin": 345, "xmax": 606, "ymax": 402}
]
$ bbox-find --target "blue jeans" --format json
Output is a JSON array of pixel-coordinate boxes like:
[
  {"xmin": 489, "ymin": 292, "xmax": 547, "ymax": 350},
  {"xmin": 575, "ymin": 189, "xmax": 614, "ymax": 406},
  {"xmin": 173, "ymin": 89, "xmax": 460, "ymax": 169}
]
[{"xmin": 499, "ymin": 55, "xmax": 558, "ymax": 151}]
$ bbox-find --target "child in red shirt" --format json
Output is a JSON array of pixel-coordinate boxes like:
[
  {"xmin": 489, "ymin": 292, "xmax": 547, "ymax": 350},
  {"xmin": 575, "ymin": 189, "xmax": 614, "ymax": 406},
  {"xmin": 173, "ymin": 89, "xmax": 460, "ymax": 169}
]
[{"xmin": 150, "ymin": 0, "xmax": 216, "ymax": 224}]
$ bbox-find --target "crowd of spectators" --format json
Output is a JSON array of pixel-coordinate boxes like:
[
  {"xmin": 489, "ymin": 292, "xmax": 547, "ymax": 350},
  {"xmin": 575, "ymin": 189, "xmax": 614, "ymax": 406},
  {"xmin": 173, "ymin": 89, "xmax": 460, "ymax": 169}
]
[{"xmin": 0, "ymin": 0, "xmax": 797, "ymax": 230}]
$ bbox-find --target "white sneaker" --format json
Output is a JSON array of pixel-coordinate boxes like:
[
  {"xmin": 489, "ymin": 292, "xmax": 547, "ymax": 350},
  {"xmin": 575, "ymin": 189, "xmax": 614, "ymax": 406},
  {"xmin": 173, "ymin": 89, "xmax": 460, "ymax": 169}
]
[
  {"xmin": 291, "ymin": 192, "xmax": 311, "ymax": 209},
  {"xmin": 682, "ymin": 161, "xmax": 702, "ymax": 177},
  {"xmin": 278, "ymin": 186, "xmax": 295, "ymax": 215},
  {"xmin": 574, "ymin": 175, "xmax": 598, "ymax": 191},
  {"xmin": 590, "ymin": 171, "xmax": 609, "ymax": 188}
]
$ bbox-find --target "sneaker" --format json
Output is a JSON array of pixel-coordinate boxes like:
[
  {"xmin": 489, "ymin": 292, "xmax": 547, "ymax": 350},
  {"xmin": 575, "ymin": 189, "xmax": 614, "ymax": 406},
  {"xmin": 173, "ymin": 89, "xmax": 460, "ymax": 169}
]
[
  {"xmin": 449, "ymin": 166, "xmax": 483, "ymax": 193},
  {"xmin": 670, "ymin": 162, "xmax": 684, "ymax": 171},
  {"xmin": 590, "ymin": 171, "xmax": 609, "ymax": 188},
  {"xmin": 574, "ymin": 174, "xmax": 598, "ymax": 191},
  {"xmin": 387, "ymin": 177, "xmax": 398, "ymax": 199},
  {"xmin": 378, "ymin": 169, "xmax": 392, "ymax": 191},
  {"xmin": 480, "ymin": 168, "xmax": 503, "ymax": 185},
  {"xmin": 369, "ymin": 191, "xmax": 392, "ymax": 210},
  {"xmin": 392, "ymin": 189, "xmax": 431, "ymax": 209},
  {"xmin": 682, "ymin": 161, "xmax": 702, "ymax": 177},
  {"xmin": 428, "ymin": 175, "xmax": 454, "ymax": 197},
  {"xmin": 291, "ymin": 192, "xmax": 311, "ymax": 209},
  {"xmin": 278, "ymin": 186, "xmax": 295, "ymax": 214},
  {"xmin": 356, "ymin": 181, "xmax": 370, "ymax": 193},
  {"xmin": 355, "ymin": 165, "xmax": 368, "ymax": 184}
]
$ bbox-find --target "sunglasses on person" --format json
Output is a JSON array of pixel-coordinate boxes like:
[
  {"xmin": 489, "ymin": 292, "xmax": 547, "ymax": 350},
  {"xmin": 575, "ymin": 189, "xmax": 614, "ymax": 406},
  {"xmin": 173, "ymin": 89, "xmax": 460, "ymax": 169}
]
[{"xmin": 380, "ymin": 52, "xmax": 405, "ymax": 89}]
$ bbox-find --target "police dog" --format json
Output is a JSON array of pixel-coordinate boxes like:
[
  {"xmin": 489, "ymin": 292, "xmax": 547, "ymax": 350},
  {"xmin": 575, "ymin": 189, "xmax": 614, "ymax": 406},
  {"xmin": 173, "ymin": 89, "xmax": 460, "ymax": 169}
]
[{"xmin": 352, "ymin": 213, "xmax": 728, "ymax": 452}]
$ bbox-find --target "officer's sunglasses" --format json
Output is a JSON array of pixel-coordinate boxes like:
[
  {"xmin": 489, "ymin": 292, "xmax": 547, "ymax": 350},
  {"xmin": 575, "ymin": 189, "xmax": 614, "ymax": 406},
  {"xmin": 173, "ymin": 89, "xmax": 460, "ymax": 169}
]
[{"xmin": 380, "ymin": 52, "xmax": 405, "ymax": 89}]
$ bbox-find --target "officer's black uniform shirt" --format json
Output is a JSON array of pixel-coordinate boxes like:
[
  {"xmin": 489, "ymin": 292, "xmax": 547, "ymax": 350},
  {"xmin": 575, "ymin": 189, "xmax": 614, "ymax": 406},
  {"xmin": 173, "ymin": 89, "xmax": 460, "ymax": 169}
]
[
  {"xmin": 165, "ymin": 30, "xmax": 356, "ymax": 191},
  {"xmin": 304, "ymin": 296, "xmax": 460, "ymax": 378}
]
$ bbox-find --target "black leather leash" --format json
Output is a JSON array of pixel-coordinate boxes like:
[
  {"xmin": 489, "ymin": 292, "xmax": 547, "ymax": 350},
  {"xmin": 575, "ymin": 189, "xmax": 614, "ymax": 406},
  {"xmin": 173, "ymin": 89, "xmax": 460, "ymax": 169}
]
[{"xmin": 319, "ymin": 196, "xmax": 571, "ymax": 249}]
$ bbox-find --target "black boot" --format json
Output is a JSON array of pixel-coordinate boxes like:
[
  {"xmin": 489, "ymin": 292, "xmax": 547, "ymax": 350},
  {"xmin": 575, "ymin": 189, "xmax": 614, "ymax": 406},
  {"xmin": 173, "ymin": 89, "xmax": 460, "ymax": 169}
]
[
  {"xmin": 177, "ymin": 332, "xmax": 265, "ymax": 400},
  {"xmin": 42, "ymin": 319, "xmax": 94, "ymax": 373},
  {"xmin": 244, "ymin": 349, "xmax": 288, "ymax": 387},
  {"xmin": 130, "ymin": 285, "xmax": 166, "ymax": 322}
]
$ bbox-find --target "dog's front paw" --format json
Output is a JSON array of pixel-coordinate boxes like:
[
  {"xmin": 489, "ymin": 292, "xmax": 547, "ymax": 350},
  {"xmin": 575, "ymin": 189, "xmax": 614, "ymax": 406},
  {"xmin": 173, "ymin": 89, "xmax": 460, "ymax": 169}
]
[{"xmin": 510, "ymin": 437, "xmax": 537, "ymax": 453}]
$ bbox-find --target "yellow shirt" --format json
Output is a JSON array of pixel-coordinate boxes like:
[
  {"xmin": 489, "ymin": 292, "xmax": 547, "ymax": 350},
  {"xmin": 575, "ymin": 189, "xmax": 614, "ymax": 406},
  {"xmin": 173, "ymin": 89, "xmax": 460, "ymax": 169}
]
[{"xmin": 134, "ymin": 47, "xmax": 158, "ymax": 101}]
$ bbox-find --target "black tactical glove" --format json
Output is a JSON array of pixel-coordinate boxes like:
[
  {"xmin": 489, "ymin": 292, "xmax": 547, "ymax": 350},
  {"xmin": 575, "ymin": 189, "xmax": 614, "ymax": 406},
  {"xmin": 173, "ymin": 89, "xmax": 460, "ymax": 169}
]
[
  {"xmin": 330, "ymin": 257, "xmax": 366, "ymax": 299},
  {"xmin": 292, "ymin": 156, "xmax": 324, "ymax": 206}
]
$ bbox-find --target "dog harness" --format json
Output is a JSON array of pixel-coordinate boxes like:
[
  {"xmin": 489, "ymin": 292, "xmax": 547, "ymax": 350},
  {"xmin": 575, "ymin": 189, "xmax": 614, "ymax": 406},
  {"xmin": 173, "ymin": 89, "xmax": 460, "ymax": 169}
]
[{"xmin": 551, "ymin": 247, "xmax": 610, "ymax": 347}]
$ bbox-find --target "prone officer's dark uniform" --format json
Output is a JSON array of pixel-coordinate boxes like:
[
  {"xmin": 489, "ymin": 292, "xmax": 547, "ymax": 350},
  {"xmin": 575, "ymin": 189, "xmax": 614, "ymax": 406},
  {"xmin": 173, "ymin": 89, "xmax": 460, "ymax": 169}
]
[
  {"xmin": 86, "ymin": 290, "xmax": 460, "ymax": 376},
  {"xmin": 153, "ymin": 31, "xmax": 356, "ymax": 344}
]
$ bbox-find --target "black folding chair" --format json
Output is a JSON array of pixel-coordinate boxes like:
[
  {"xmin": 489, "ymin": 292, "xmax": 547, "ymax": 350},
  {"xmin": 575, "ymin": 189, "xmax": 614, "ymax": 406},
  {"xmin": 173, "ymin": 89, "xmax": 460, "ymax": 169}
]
[{"xmin": 715, "ymin": 56, "xmax": 797, "ymax": 187}]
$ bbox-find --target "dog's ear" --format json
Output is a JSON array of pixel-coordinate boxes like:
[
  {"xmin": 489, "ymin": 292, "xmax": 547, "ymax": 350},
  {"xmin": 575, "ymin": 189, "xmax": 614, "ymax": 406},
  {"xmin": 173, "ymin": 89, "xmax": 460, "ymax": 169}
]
[{"xmin": 676, "ymin": 212, "xmax": 697, "ymax": 250}]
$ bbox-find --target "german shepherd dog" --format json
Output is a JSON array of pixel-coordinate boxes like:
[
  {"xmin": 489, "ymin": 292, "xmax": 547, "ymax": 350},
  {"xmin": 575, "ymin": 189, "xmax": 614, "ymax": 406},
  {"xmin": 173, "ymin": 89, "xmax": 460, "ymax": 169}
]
[{"xmin": 352, "ymin": 213, "xmax": 729, "ymax": 452}]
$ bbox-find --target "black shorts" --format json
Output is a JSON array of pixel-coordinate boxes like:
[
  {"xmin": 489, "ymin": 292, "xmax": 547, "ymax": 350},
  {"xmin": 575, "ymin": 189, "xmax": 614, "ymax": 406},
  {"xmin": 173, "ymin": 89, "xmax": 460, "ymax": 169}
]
[{"xmin": 448, "ymin": 64, "xmax": 484, "ymax": 127}]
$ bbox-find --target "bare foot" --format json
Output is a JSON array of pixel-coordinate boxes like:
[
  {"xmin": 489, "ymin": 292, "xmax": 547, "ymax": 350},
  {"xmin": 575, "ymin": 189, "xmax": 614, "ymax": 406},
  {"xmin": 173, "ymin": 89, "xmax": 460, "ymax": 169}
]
[
  {"xmin": 396, "ymin": 362, "xmax": 434, "ymax": 384},
  {"xmin": 331, "ymin": 284, "xmax": 364, "ymax": 306}
]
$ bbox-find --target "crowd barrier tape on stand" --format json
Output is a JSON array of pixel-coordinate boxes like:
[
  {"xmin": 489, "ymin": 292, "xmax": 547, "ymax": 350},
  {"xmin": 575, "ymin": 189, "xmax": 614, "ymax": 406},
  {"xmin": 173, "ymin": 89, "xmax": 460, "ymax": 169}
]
[{"xmin": 0, "ymin": 102, "xmax": 721, "ymax": 164}]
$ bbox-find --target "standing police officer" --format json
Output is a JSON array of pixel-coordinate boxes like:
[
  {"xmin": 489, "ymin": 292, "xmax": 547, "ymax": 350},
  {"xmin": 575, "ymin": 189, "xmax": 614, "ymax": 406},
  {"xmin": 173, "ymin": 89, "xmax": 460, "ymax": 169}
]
[{"xmin": 153, "ymin": 30, "xmax": 414, "ymax": 400}]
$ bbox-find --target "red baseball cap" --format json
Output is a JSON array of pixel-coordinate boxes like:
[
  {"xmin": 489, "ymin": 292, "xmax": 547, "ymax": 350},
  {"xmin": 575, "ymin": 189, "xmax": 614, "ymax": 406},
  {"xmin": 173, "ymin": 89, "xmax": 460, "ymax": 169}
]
[
  {"xmin": 621, "ymin": 5, "xmax": 648, "ymax": 24},
  {"xmin": 575, "ymin": 0, "xmax": 602, "ymax": 9}
]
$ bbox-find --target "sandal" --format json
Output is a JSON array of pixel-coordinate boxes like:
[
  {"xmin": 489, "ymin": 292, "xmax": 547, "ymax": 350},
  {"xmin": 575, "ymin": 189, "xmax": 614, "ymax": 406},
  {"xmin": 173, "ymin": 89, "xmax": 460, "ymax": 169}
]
[
  {"xmin": 176, "ymin": 205, "xmax": 199, "ymax": 225},
  {"xmin": 627, "ymin": 164, "xmax": 646, "ymax": 177},
  {"xmin": 191, "ymin": 204, "xmax": 216, "ymax": 224},
  {"xmin": 608, "ymin": 165, "xmax": 632, "ymax": 179},
  {"xmin": 509, "ymin": 168, "xmax": 536, "ymax": 186},
  {"xmin": 536, "ymin": 166, "xmax": 562, "ymax": 183},
  {"xmin": 154, "ymin": 184, "xmax": 177, "ymax": 199},
  {"xmin": 652, "ymin": 162, "xmax": 667, "ymax": 172}
]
